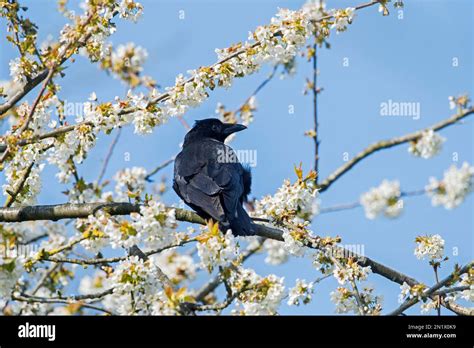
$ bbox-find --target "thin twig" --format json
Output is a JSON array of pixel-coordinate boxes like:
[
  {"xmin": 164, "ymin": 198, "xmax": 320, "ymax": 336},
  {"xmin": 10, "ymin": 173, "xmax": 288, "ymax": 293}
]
[
  {"xmin": 97, "ymin": 128, "xmax": 122, "ymax": 184},
  {"xmin": 12, "ymin": 294, "xmax": 113, "ymax": 315},
  {"xmin": 312, "ymin": 41, "xmax": 320, "ymax": 181},
  {"xmin": 319, "ymin": 189, "xmax": 426, "ymax": 214},
  {"xmin": 145, "ymin": 156, "xmax": 175, "ymax": 182}
]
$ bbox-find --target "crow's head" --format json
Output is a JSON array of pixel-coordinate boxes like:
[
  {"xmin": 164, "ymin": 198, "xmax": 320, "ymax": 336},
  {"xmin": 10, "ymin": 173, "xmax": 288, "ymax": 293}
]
[{"xmin": 184, "ymin": 118, "xmax": 247, "ymax": 144}]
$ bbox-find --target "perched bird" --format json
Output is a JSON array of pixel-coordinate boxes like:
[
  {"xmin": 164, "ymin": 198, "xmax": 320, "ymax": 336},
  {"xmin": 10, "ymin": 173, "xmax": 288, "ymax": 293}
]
[{"xmin": 173, "ymin": 118, "xmax": 255, "ymax": 236}]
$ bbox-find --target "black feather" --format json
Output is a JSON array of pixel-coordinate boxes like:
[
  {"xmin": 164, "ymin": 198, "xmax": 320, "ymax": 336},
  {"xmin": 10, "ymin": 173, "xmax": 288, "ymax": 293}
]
[{"xmin": 173, "ymin": 119, "xmax": 255, "ymax": 236}]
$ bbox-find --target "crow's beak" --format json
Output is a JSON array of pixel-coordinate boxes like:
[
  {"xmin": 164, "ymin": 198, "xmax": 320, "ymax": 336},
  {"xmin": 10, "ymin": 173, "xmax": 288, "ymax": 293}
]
[{"xmin": 223, "ymin": 123, "xmax": 247, "ymax": 136}]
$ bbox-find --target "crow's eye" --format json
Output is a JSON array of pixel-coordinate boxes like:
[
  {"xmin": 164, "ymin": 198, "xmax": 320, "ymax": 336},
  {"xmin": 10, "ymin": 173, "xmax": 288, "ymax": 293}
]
[{"xmin": 212, "ymin": 124, "xmax": 220, "ymax": 132}]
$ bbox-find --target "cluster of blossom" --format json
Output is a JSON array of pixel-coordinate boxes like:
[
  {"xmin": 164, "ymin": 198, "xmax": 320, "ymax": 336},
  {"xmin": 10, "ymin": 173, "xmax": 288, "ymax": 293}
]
[
  {"xmin": 117, "ymin": 0, "xmax": 144, "ymax": 22},
  {"xmin": 151, "ymin": 249, "xmax": 197, "ymax": 285},
  {"xmin": 281, "ymin": 228, "xmax": 307, "ymax": 257},
  {"xmin": 67, "ymin": 180, "xmax": 108, "ymax": 203},
  {"xmin": 196, "ymin": 224, "xmax": 239, "ymax": 273},
  {"xmin": 0, "ymin": 258, "xmax": 22, "ymax": 300},
  {"xmin": 360, "ymin": 180, "xmax": 403, "ymax": 219},
  {"xmin": 114, "ymin": 166, "xmax": 148, "ymax": 201},
  {"xmin": 2, "ymin": 96, "xmax": 62, "ymax": 204},
  {"xmin": 104, "ymin": 255, "xmax": 183, "ymax": 315},
  {"xmin": 0, "ymin": 80, "xmax": 21, "ymax": 101},
  {"xmin": 426, "ymin": 162, "xmax": 474, "ymax": 209},
  {"xmin": 239, "ymin": 96, "xmax": 258, "ymax": 126},
  {"xmin": 329, "ymin": 7, "xmax": 356, "ymax": 32},
  {"xmin": 420, "ymin": 298, "xmax": 439, "ymax": 314},
  {"xmin": 216, "ymin": 95, "xmax": 258, "ymax": 129},
  {"xmin": 254, "ymin": 169, "xmax": 319, "ymax": 225},
  {"xmin": 101, "ymin": 42, "xmax": 149, "ymax": 87},
  {"xmin": 262, "ymin": 239, "xmax": 289, "ymax": 265},
  {"xmin": 5, "ymin": 0, "xmax": 143, "ymax": 86},
  {"xmin": 2, "ymin": 143, "xmax": 45, "ymax": 206},
  {"xmin": 230, "ymin": 267, "xmax": 286, "ymax": 315},
  {"xmin": 408, "ymin": 130, "xmax": 445, "ymax": 159},
  {"xmin": 5, "ymin": 221, "xmax": 67, "ymax": 253},
  {"xmin": 78, "ymin": 270, "xmax": 108, "ymax": 295},
  {"xmin": 9, "ymin": 56, "xmax": 41, "ymax": 84},
  {"xmin": 82, "ymin": 200, "xmax": 180, "ymax": 250},
  {"xmin": 287, "ymin": 278, "xmax": 314, "ymax": 306},
  {"xmin": 333, "ymin": 258, "xmax": 371, "ymax": 285},
  {"xmin": 75, "ymin": 91, "xmax": 163, "ymax": 136},
  {"xmin": 46, "ymin": 123, "xmax": 97, "ymax": 183},
  {"xmin": 330, "ymin": 285, "xmax": 382, "ymax": 315},
  {"xmin": 398, "ymin": 282, "xmax": 427, "ymax": 304},
  {"xmin": 129, "ymin": 200, "xmax": 178, "ymax": 249},
  {"xmin": 76, "ymin": 199, "xmax": 178, "ymax": 251},
  {"xmin": 458, "ymin": 269, "xmax": 474, "ymax": 302},
  {"xmin": 127, "ymin": 90, "xmax": 169, "ymax": 134},
  {"xmin": 68, "ymin": 0, "xmax": 144, "ymax": 63},
  {"xmin": 414, "ymin": 234, "xmax": 445, "ymax": 261},
  {"xmin": 312, "ymin": 249, "xmax": 335, "ymax": 275},
  {"xmin": 75, "ymin": 211, "xmax": 111, "ymax": 253}
]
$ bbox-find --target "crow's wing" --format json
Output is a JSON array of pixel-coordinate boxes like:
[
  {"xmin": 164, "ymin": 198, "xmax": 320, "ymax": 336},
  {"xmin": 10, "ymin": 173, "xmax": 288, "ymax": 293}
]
[{"xmin": 173, "ymin": 139, "xmax": 244, "ymax": 223}]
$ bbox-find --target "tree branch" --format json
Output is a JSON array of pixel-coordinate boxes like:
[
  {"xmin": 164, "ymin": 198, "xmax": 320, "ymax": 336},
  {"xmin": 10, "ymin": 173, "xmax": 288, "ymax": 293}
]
[
  {"xmin": 318, "ymin": 107, "xmax": 474, "ymax": 192},
  {"xmin": 0, "ymin": 70, "xmax": 49, "ymax": 117},
  {"xmin": 387, "ymin": 263, "xmax": 473, "ymax": 316},
  {"xmin": 2, "ymin": 201, "xmax": 469, "ymax": 315}
]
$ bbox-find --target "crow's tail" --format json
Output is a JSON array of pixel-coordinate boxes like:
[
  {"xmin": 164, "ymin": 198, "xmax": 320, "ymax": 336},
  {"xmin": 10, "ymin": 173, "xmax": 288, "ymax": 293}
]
[{"xmin": 225, "ymin": 204, "xmax": 256, "ymax": 236}]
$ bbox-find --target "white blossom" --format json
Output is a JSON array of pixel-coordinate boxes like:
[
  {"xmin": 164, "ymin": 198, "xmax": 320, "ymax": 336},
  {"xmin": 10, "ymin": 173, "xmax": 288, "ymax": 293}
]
[
  {"xmin": 360, "ymin": 180, "xmax": 403, "ymax": 219},
  {"xmin": 118, "ymin": 0, "xmax": 143, "ymax": 22},
  {"xmin": 333, "ymin": 259, "xmax": 371, "ymax": 285},
  {"xmin": 330, "ymin": 287, "xmax": 359, "ymax": 314},
  {"xmin": 104, "ymin": 256, "xmax": 170, "ymax": 315},
  {"xmin": 459, "ymin": 270, "xmax": 474, "ymax": 302},
  {"xmin": 331, "ymin": 285, "xmax": 382, "ymax": 315},
  {"xmin": 287, "ymin": 279, "xmax": 314, "ymax": 306},
  {"xmin": 151, "ymin": 250, "xmax": 197, "ymax": 284},
  {"xmin": 263, "ymin": 239, "xmax": 289, "ymax": 265},
  {"xmin": 0, "ymin": 258, "xmax": 22, "ymax": 299},
  {"xmin": 197, "ymin": 229, "xmax": 239, "ymax": 272},
  {"xmin": 0, "ymin": 80, "xmax": 22, "ymax": 100},
  {"xmin": 330, "ymin": 7, "xmax": 356, "ymax": 32},
  {"xmin": 130, "ymin": 200, "xmax": 177, "ymax": 249},
  {"xmin": 398, "ymin": 282, "xmax": 426, "ymax": 304},
  {"xmin": 408, "ymin": 130, "xmax": 445, "ymax": 159},
  {"xmin": 47, "ymin": 124, "xmax": 96, "ymax": 183},
  {"xmin": 420, "ymin": 299, "xmax": 438, "ymax": 314},
  {"xmin": 3, "ymin": 144, "xmax": 46, "ymax": 206},
  {"xmin": 282, "ymin": 229, "xmax": 306, "ymax": 257},
  {"xmin": 114, "ymin": 166, "xmax": 148, "ymax": 200},
  {"xmin": 78, "ymin": 270, "xmax": 108, "ymax": 295},
  {"xmin": 111, "ymin": 43, "xmax": 148, "ymax": 74},
  {"xmin": 254, "ymin": 177, "xmax": 319, "ymax": 224},
  {"xmin": 414, "ymin": 234, "xmax": 445, "ymax": 261},
  {"xmin": 230, "ymin": 268, "xmax": 286, "ymax": 315},
  {"xmin": 426, "ymin": 162, "xmax": 474, "ymax": 209}
]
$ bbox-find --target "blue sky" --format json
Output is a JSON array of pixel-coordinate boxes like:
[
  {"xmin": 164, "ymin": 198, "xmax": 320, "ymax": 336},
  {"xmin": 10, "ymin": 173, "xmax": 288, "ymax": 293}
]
[{"xmin": 1, "ymin": 0, "xmax": 473, "ymax": 315}]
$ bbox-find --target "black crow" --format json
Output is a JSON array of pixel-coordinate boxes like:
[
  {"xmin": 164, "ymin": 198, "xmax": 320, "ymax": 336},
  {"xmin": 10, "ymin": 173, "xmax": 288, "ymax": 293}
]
[{"xmin": 173, "ymin": 118, "xmax": 255, "ymax": 236}]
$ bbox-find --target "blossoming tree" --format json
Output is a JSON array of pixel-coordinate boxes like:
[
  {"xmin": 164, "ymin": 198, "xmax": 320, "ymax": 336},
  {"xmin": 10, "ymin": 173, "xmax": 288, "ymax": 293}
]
[{"xmin": 0, "ymin": 0, "xmax": 472, "ymax": 316}]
